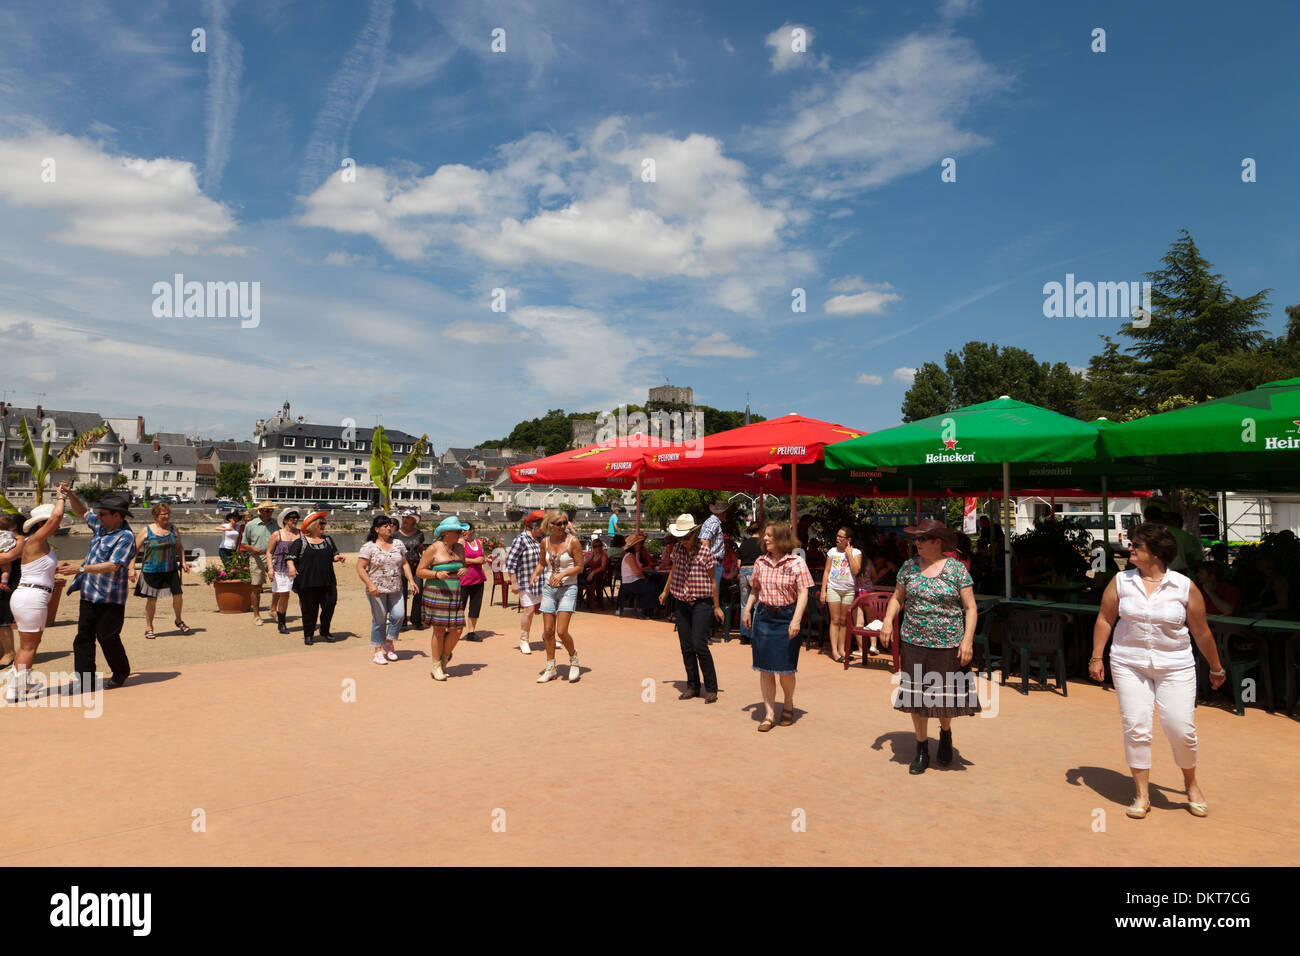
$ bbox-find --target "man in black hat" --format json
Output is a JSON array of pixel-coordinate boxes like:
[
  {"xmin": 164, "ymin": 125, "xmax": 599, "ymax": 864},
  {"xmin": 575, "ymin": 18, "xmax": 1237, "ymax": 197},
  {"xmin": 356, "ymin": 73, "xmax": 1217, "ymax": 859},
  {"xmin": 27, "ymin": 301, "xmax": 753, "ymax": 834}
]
[{"xmin": 57, "ymin": 489, "xmax": 137, "ymax": 688}]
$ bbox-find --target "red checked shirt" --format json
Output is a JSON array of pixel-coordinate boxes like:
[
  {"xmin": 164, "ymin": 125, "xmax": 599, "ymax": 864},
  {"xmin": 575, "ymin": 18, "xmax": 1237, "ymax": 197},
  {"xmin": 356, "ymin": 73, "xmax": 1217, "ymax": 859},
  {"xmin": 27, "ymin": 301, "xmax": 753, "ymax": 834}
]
[
  {"xmin": 668, "ymin": 541, "xmax": 716, "ymax": 602},
  {"xmin": 752, "ymin": 552, "xmax": 814, "ymax": 607}
]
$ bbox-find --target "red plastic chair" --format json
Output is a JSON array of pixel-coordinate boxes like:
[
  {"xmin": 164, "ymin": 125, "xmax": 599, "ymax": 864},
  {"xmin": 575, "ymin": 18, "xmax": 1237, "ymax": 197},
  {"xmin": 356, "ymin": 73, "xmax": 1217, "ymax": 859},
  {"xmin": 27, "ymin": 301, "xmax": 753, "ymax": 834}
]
[
  {"xmin": 846, "ymin": 591, "xmax": 898, "ymax": 672},
  {"xmin": 491, "ymin": 569, "xmax": 511, "ymax": 609}
]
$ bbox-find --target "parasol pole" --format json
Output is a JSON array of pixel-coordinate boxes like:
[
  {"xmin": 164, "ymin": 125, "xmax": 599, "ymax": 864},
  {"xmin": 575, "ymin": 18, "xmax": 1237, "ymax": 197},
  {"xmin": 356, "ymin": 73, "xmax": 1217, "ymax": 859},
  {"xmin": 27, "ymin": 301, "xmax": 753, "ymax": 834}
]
[
  {"xmin": 635, "ymin": 477, "xmax": 642, "ymax": 534},
  {"xmin": 791, "ymin": 463, "xmax": 798, "ymax": 526},
  {"xmin": 1003, "ymin": 461, "xmax": 1012, "ymax": 600},
  {"xmin": 907, "ymin": 478, "xmax": 913, "ymax": 527},
  {"xmin": 1101, "ymin": 474, "xmax": 1109, "ymax": 565}
]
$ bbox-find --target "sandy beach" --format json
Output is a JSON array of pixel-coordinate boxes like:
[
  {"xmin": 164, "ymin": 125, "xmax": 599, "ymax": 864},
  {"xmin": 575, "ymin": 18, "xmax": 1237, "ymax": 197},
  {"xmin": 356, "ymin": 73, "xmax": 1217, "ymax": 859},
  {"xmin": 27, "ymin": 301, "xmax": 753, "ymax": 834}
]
[{"xmin": 3, "ymin": 555, "xmax": 1296, "ymax": 867}]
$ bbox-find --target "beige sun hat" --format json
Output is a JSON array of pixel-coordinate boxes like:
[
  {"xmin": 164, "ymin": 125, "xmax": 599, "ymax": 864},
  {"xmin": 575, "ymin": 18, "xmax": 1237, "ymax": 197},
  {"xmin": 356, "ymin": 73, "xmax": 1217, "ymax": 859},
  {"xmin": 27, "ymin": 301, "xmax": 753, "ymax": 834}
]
[
  {"xmin": 668, "ymin": 513, "xmax": 699, "ymax": 537},
  {"xmin": 23, "ymin": 503, "xmax": 56, "ymax": 534}
]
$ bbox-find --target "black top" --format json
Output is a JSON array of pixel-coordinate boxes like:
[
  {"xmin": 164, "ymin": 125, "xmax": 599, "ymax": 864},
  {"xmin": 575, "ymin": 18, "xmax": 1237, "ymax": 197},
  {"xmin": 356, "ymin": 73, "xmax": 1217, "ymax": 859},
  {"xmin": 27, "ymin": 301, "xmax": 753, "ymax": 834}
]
[
  {"xmin": 738, "ymin": 536, "xmax": 763, "ymax": 566},
  {"xmin": 394, "ymin": 529, "xmax": 426, "ymax": 565},
  {"xmin": 287, "ymin": 535, "xmax": 339, "ymax": 589}
]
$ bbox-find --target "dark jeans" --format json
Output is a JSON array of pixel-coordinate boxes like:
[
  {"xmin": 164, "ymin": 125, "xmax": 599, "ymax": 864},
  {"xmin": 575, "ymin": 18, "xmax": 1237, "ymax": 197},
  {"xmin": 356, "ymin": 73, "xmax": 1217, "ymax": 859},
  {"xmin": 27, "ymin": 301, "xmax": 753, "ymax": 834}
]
[
  {"xmin": 74, "ymin": 600, "xmax": 130, "ymax": 685},
  {"xmin": 460, "ymin": 581, "xmax": 484, "ymax": 619},
  {"xmin": 675, "ymin": 597, "xmax": 719, "ymax": 693},
  {"xmin": 298, "ymin": 585, "xmax": 337, "ymax": 638}
]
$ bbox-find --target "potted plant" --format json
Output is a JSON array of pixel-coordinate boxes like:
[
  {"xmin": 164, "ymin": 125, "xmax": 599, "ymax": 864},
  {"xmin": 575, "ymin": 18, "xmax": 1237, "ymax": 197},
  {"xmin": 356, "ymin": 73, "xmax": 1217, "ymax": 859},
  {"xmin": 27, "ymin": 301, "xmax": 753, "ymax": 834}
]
[
  {"xmin": 506, "ymin": 507, "xmax": 524, "ymax": 522},
  {"xmin": 559, "ymin": 501, "xmax": 578, "ymax": 521},
  {"xmin": 202, "ymin": 550, "xmax": 256, "ymax": 613}
]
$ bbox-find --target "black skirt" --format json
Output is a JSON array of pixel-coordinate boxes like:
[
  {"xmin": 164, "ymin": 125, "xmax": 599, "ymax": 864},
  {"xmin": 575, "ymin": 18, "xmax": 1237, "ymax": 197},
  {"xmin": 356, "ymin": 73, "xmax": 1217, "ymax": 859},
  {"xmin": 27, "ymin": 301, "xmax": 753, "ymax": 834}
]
[
  {"xmin": 135, "ymin": 570, "xmax": 182, "ymax": 597},
  {"xmin": 893, "ymin": 641, "xmax": 982, "ymax": 717}
]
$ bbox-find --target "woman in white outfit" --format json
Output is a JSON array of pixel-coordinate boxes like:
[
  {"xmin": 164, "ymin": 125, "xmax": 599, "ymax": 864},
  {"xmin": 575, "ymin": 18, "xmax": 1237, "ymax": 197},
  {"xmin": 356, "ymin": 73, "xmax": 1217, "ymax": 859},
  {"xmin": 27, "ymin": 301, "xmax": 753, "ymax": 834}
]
[
  {"xmin": 1090, "ymin": 521, "xmax": 1224, "ymax": 819},
  {"xmin": 7, "ymin": 481, "xmax": 70, "ymax": 701}
]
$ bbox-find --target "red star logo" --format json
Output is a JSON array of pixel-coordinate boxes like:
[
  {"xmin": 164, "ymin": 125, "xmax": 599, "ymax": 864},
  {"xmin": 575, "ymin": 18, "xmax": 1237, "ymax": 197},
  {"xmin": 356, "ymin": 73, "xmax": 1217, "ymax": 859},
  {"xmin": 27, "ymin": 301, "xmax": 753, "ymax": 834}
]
[
  {"xmin": 944, "ymin": 439, "xmax": 957, "ymax": 450},
  {"xmin": 1293, "ymin": 420, "xmax": 1300, "ymax": 432}
]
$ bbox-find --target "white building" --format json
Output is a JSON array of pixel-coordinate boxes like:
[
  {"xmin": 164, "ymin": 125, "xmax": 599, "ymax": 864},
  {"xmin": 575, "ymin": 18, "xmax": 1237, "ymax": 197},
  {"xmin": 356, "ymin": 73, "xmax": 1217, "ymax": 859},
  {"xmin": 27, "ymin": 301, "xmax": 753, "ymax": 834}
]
[
  {"xmin": 250, "ymin": 403, "xmax": 434, "ymax": 505},
  {"xmin": 0, "ymin": 404, "xmax": 123, "ymax": 507}
]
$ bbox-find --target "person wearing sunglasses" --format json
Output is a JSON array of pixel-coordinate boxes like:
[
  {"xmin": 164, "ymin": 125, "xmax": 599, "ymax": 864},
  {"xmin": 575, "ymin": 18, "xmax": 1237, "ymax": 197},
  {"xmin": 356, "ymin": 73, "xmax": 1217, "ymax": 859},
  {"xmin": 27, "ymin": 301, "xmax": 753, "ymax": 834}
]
[
  {"xmin": 879, "ymin": 519, "xmax": 979, "ymax": 774},
  {"xmin": 286, "ymin": 511, "xmax": 346, "ymax": 645},
  {"xmin": 530, "ymin": 510, "xmax": 584, "ymax": 684}
]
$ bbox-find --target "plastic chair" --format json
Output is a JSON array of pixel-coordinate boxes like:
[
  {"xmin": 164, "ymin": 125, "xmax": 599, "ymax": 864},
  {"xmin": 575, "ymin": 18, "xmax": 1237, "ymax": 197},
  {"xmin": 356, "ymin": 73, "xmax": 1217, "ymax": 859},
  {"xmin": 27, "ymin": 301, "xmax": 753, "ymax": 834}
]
[
  {"xmin": 491, "ymin": 570, "xmax": 510, "ymax": 608},
  {"xmin": 802, "ymin": 588, "xmax": 827, "ymax": 651},
  {"xmin": 1003, "ymin": 609, "xmax": 1071, "ymax": 696},
  {"xmin": 1213, "ymin": 622, "xmax": 1274, "ymax": 716},
  {"xmin": 969, "ymin": 606, "xmax": 1003, "ymax": 682},
  {"xmin": 846, "ymin": 591, "xmax": 892, "ymax": 671}
]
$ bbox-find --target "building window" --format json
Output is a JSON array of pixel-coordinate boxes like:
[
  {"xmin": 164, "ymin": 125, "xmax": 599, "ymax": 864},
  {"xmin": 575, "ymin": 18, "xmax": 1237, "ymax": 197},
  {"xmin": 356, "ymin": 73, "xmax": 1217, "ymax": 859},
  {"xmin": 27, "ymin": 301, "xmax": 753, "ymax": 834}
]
[
  {"xmin": 304, "ymin": 438, "xmax": 316, "ymax": 448},
  {"xmin": 280, "ymin": 470, "xmax": 295, "ymax": 479},
  {"xmin": 355, "ymin": 441, "xmax": 365, "ymax": 451},
  {"xmin": 162, "ymin": 471, "xmax": 170, "ymax": 480},
  {"xmin": 304, "ymin": 457, "xmax": 313, "ymax": 464},
  {"xmin": 339, "ymin": 440, "xmax": 349, "ymax": 450},
  {"xmin": 283, "ymin": 437, "xmax": 295, "ymax": 447},
  {"xmin": 354, "ymin": 458, "xmax": 362, "ymax": 466},
  {"xmin": 322, "ymin": 439, "xmax": 333, "ymax": 448},
  {"xmin": 279, "ymin": 454, "xmax": 295, "ymax": 463},
  {"xmin": 163, "ymin": 454, "xmax": 172, "ymax": 465},
  {"xmin": 132, "ymin": 453, "xmax": 141, "ymax": 463},
  {"xmin": 303, "ymin": 472, "xmax": 312, "ymax": 480},
  {"xmin": 417, "ymin": 475, "xmax": 430, "ymax": 485},
  {"xmin": 132, "ymin": 470, "xmax": 139, "ymax": 480},
  {"xmin": 146, "ymin": 471, "xmax": 153, "ymax": 479},
  {"xmin": 320, "ymin": 457, "xmax": 330, "ymax": 465}
]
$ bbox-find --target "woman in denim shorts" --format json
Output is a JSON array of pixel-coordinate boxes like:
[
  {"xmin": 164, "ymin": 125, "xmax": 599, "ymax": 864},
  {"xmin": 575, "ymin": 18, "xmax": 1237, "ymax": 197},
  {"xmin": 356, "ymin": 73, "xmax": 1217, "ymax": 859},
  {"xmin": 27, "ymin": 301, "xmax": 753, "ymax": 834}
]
[{"xmin": 530, "ymin": 510, "xmax": 584, "ymax": 684}]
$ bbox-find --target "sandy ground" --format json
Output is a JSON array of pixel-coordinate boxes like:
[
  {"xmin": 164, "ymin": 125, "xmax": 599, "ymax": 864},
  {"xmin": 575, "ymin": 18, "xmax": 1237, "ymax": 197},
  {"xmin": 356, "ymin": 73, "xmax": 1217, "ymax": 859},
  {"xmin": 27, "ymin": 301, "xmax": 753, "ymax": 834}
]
[{"xmin": 3, "ymin": 556, "xmax": 1297, "ymax": 866}]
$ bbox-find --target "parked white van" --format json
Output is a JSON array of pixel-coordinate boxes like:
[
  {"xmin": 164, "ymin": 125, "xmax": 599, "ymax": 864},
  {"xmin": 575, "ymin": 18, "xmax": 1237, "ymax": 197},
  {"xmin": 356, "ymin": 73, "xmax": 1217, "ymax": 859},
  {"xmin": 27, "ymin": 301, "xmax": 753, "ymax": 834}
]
[{"xmin": 1056, "ymin": 512, "xmax": 1142, "ymax": 550}]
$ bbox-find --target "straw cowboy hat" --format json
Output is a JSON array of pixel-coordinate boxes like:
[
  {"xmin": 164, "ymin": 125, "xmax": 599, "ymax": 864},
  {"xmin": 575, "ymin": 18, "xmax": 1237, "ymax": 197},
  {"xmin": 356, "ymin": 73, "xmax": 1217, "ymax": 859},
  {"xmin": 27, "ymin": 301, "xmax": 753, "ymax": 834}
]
[
  {"xmin": 22, "ymin": 503, "xmax": 56, "ymax": 534},
  {"xmin": 255, "ymin": 500, "xmax": 276, "ymax": 511},
  {"xmin": 903, "ymin": 518, "xmax": 958, "ymax": 545},
  {"xmin": 668, "ymin": 513, "xmax": 700, "ymax": 537},
  {"xmin": 708, "ymin": 500, "xmax": 733, "ymax": 516}
]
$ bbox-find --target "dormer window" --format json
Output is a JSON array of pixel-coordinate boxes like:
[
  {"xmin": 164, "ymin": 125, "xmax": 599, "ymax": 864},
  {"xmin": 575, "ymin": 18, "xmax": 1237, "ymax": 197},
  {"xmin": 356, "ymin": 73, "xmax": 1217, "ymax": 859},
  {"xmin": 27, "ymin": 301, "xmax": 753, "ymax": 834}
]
[
  {"xmin": 283, "ymin": 437, "xmax": 295, "ymax": 448},
  {"xmin": 322, "ymin": 439, "xmax": 333, "ymax": 449},
  {"xmin": 304, "ymin": 438, "xmax": 316, "ymax": 448},
  {"xmin": 132, "ymin": 453, "xmax": 141, "ymax": 463},
  {"xmin": 163, "ymin": 454, "xmax": 172, "ymax": 465}
]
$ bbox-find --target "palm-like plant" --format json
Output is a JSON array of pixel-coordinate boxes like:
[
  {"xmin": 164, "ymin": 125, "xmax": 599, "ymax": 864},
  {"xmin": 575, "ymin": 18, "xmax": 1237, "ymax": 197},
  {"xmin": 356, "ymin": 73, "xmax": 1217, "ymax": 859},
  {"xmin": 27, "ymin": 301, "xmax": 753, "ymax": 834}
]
[
  {"xmin": 368, "ymin": 426, "xmax": 430, "ymax": 514},
  {"xmin": 0, "ymin": 418, "xmax": 110, "ymax": 514}
]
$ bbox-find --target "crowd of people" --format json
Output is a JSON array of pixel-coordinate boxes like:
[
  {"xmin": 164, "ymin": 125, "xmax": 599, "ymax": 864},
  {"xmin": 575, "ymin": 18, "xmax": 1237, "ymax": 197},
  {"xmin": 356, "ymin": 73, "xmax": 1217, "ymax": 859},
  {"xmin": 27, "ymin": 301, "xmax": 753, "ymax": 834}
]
[{"xmin": 0, "ymin": 490, "xmax": 1239, "ymax": 819}]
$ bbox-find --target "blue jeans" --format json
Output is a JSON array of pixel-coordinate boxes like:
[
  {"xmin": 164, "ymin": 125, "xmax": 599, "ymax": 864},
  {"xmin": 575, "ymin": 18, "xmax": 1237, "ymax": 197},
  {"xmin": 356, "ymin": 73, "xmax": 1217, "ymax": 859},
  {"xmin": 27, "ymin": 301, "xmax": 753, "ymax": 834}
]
[{"xmin": 367, "ymin": 591, "xmax": 404, "ymax": 646}]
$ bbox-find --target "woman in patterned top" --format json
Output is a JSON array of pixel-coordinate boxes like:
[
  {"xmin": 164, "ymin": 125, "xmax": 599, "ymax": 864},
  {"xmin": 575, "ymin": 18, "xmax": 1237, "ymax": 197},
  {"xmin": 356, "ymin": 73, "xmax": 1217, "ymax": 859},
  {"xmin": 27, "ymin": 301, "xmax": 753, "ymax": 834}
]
[
  {"xmin": 418, "ymin": 516, "xmax": 470, "ymax": 681},
  {"xmin": 131, "ymin": 502, "xmax": 190, "ymax": 639},
  {"xmin": 879, "ymin": 519, "xmax": 979, "ymax": 774},
  {"xmin": 357, "ymin": 514, "xmax": 418, "ymax": 666},
  {"xmin": 741, "ymin": 522, "xmax": 814, "ymax": 732}
]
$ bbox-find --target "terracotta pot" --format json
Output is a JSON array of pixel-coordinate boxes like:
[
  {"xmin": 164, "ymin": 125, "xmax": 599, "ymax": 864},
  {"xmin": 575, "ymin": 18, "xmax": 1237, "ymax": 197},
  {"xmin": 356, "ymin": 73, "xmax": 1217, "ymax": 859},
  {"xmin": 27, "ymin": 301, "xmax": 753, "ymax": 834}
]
[
  {"xmin": 46, "ymin": 576, "xmax": 67, "ymax": 625},
  {"xmin": 212, "ymin": 580, "xmax": 255, "ymax": 613}
]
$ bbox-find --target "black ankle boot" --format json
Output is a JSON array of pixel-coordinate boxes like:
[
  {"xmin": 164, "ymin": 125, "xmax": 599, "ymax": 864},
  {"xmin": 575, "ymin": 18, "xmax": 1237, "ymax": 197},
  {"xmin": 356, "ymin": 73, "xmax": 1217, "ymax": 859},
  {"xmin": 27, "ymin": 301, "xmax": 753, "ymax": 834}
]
[
  {"xmin": 909, "ymin": 740, "xmax": 930, "ymax": 774},
  {"xmin": 937, "ymin": 729, "xmax": 953, "ymax": 766},
  {"xmin": 277, "ymin": 612, "xmax": 288, "ymax": 634},
  {"xmin": 304, "ymin": 633, "xmax": 313, "ymax": 646}
]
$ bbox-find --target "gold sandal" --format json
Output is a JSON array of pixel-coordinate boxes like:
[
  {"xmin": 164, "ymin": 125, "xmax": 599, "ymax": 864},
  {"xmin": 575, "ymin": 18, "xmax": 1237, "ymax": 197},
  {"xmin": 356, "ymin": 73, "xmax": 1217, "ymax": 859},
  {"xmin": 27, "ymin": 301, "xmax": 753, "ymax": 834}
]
[
  {"xmin": 757, "ymin": 719, "xmax": 775, "ymax": 732},
  {"xmin": 780, "ymin": 707, "xmax": 794, "ymax": 726}
]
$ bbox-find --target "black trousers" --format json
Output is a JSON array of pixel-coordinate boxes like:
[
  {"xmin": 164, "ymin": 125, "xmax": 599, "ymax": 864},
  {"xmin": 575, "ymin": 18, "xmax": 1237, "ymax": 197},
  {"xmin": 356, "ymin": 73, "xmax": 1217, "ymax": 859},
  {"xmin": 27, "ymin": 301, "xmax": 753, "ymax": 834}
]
[
  {"xmin": 460, "ymin": 582, "xmax": 484, "ymax": 619},
  {"xmin": 675, "ymin": 597, "xmax": 719, "ymax": 693},
  {"xmin": 298, "ymin": 586, "xmax": 337, "ymax": 638},
  {"xmin": 621, "ymin": 578, "xmax": 658, "ymax": 612},
  {"xmin": 74, "ymin": 600, "xmax": 130, "ymax": 684},
  {"xmin": 402, "ymin": 577, "xmax": 423, "ymax": 628}
]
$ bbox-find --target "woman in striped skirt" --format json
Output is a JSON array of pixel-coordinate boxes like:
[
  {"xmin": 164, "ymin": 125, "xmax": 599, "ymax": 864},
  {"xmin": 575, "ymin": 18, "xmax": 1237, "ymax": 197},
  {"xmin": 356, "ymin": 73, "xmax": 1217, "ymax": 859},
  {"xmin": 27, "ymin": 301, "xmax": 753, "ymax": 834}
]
[{"xmin": 418, "ymin": 516, "xmax": 469, "ymax": 681}]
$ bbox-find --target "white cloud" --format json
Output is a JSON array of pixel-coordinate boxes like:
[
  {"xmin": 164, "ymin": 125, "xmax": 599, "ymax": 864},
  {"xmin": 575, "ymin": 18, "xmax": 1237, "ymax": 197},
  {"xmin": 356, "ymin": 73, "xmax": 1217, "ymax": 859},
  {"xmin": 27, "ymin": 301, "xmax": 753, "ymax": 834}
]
[
  {"xmin": 760, "ymin": 33, "xmax": 1010, "ymax": 198},
  {"xmin": 693, "ymin": 332, "xmax": 757, "ymax": 359},
  {"xmin": 855, "ymin": 373, "xmax": 883, "ymax": 386},
  {"xmin": 827, "ymin": 207, "xmax": 853, "ymax": 220},
  {"xmin": 299, "ymin": 121, "xmax": 788, "ymax": 282},
  {"xmin": 444, "ymin": 321, "xmax": 505, "ymax": 345},
  {"xmin": 824, "ymin": 281, "xmax": 901, "ymax": 315},
  {"xmin": 940, "ymin": 0, "xmax": 978, "ymax": 19},
  {"xmin": 0, "ymin": 130, "xmax": 239, "ymax": 256},
  {"xmin": 893, "ymin": 367, "xmax": 917, "ymax": 384},
  {"xmin": 765, "ymin": 23, "xmax": 822, "ymax": 73},
  {"xmin": 298, "ymin": 0, "xmax": 396, "ymax": 193},
  {"xmin": 202, "ymin": 0, "xmax": 244, "ymax": 193}
]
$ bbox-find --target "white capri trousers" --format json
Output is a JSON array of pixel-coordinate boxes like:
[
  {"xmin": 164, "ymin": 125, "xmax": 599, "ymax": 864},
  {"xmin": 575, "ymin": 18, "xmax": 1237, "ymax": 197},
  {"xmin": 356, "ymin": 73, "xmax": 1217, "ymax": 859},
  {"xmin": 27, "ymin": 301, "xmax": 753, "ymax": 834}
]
[{"xmin": 1111, "ymin": 658, "xmax": 1199, "ymax": 770}]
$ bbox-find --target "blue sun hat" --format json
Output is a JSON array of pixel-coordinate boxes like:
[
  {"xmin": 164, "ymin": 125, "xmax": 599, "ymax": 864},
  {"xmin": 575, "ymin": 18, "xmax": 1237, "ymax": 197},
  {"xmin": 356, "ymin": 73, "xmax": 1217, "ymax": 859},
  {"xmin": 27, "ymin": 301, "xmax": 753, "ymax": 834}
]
[{"xmin": 435, "ymin": 516, "xmax": 471, "ymax": 536}]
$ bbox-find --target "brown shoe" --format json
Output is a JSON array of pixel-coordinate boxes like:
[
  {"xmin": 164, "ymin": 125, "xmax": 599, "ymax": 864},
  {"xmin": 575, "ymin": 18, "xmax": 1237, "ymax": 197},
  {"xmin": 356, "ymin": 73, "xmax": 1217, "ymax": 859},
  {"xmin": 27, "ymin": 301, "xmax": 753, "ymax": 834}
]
[
  {"xmin": 678, "ymin": 687, "xmax": 699, "ymax": 700},
  {"xmin": 704, "ymin": 691, "xmax": 719, "ymax": 704}
]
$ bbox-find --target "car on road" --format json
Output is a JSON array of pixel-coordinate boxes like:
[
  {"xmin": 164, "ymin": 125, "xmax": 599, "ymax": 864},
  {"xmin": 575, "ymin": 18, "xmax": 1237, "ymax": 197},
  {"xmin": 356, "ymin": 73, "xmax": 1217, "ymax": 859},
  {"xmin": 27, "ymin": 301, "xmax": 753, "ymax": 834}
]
[
  {"xmin": 214, "ymin": 499, "xmax": 244, "ymax": 512},
  {"xmin": 592, "ymin": 505, "xmax": 612, "ymax": 514},
  {"xmin": 341, "ymin": 501, "xmax": 369, "ymax": 511},
  {"xmin": 311, "ymin": 500, "xmax": 332, "ymax": 512}
]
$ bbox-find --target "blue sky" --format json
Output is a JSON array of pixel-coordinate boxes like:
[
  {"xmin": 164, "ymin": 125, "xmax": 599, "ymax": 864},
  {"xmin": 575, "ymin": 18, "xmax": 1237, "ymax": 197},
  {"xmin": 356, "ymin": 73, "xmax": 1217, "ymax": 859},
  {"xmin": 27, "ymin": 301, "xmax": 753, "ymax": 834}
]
[{"xmin": 0, "ymin": 0, "xmax": 1295, "ymax": 447}]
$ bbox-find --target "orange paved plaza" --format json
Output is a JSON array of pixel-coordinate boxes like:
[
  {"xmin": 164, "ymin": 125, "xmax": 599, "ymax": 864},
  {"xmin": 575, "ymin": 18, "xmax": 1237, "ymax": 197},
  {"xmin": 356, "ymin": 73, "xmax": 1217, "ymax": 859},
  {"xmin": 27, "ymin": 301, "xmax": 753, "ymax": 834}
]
[{"xmin": 4, "ymin": 572, "xmax": 1296, "ymax": 866}]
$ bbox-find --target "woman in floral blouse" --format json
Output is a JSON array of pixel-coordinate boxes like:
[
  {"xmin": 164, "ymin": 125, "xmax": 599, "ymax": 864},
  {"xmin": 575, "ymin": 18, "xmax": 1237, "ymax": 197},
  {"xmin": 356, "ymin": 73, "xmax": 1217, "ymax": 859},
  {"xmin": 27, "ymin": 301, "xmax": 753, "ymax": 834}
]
[
  {"xmin": 879, "ymin": 519, "xmax": 979, "ymax": 774},
  {"xmin": 357, "ymin": 514, "xmax": 417, "ymax": 666}
]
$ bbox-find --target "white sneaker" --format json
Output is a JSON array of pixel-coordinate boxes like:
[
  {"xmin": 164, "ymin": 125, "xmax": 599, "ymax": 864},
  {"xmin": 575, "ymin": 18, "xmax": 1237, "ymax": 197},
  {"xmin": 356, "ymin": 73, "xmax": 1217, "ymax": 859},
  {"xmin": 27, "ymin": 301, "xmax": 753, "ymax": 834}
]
[
  {"xmin": 372, "ymin": 651, "xmax": 387, "ymax": 665},
  {"xmin": 5, "ymin": 669, "xmax": 32, "ymax": 702},
  {"xmin": 431, "ymin": 661, "xmax": 447, "ymax": 681},
  {"xmin": 385, "ymin": 650, "xmax": 398, "ymax": 661},
  {"xmin": 536, "ymin": 662, "xmax": 558, "ymax": 683},
  {"xmin": 568, "ymin": 657, "xmax": 581, "ymax": 682},
  {"xmin": 519, "ymin": 638, "xmax": 532, "ymax": 655}
]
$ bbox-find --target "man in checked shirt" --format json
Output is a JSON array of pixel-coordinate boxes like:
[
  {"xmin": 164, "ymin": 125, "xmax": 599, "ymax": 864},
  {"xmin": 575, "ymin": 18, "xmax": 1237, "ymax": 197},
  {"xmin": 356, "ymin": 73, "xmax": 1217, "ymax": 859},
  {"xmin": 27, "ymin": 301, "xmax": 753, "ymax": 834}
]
[
  {"xmin": 505, "ymin": 510, "xmax": 547, "ymax": 655},
  {"xmin": 659, "ymin": 513, "xmax": 724, "ymax": 703}
]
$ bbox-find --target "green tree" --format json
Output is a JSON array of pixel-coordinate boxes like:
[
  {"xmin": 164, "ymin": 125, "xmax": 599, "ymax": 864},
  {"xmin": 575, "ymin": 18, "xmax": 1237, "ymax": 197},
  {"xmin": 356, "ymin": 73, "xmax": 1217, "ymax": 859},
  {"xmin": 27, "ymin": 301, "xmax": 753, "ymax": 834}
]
[
  {"xmin": 0, "ymin": 419, "xmax": 109, "ymax": 513},
  {"xmin": 900, "ymin": 344, "xmax": 1083, "ymax": 420},
  {"xmin": 1078, "ymin": 337, "xmax": 1143, "ymax": 421},
  {"xmin": 642, "ymin": 488, "xmax": 711, "ymax": 529},
  {"xmin": 214, "ymin": 462, "xmax": 252, "ymax": 501},
  {"xmin": 900, "ymin": 363, "xmax": 952, "ymax": 421}
]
